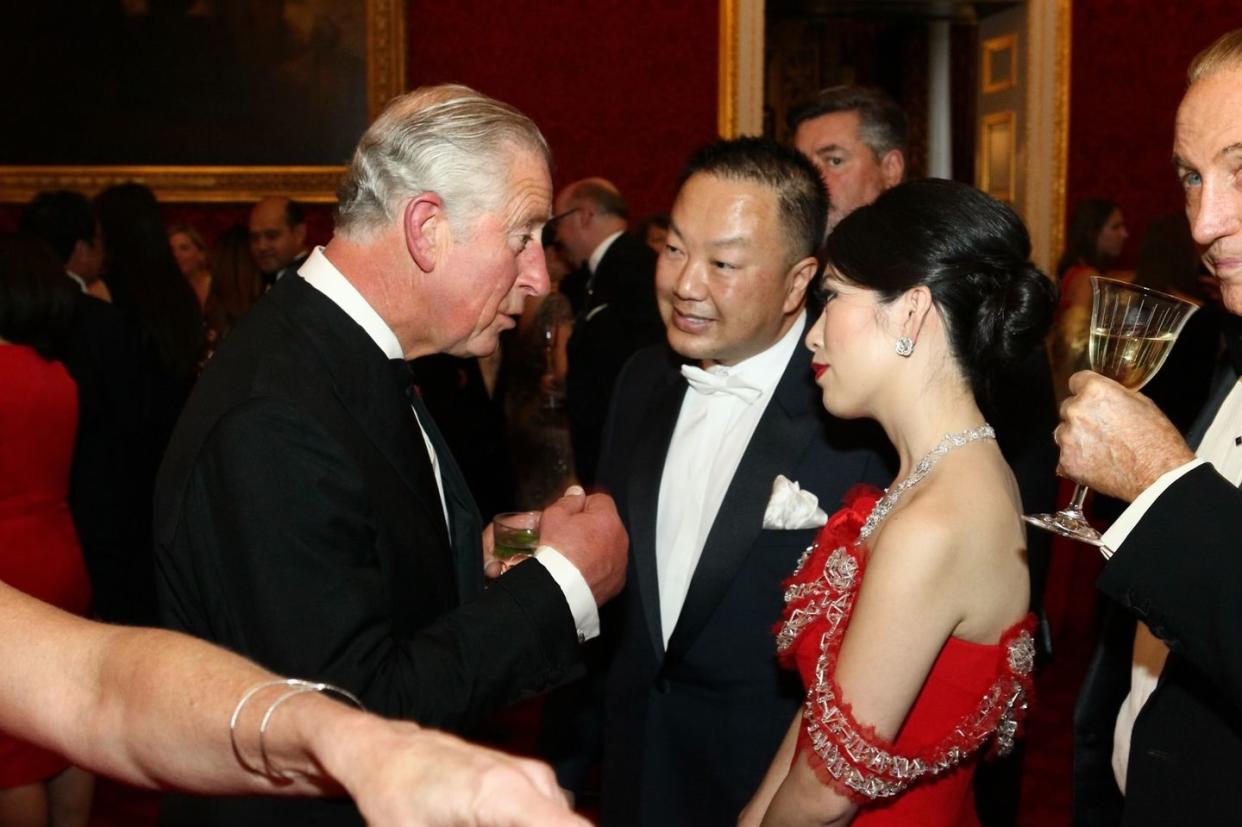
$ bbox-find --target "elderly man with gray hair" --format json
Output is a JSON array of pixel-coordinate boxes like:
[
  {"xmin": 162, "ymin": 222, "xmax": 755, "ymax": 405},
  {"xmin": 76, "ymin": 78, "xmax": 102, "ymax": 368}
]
[
  {"xmin": 154, "ymin": 85, "xmax": 627, "ymax": 827},
  {"xmin": 1058, "ymin": 29, "xmax": 1242, "ymax": 826}
]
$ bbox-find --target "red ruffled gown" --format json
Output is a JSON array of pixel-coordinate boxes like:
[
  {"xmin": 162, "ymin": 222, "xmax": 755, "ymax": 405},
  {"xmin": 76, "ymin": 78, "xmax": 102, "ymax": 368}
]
[
  {"xmin": 0, "ymin": 345, "xmax": 92, "ymax": 787},
  {"xmin": 775, "ymin": 486, "xmax": 1035, "ymax": 826}
]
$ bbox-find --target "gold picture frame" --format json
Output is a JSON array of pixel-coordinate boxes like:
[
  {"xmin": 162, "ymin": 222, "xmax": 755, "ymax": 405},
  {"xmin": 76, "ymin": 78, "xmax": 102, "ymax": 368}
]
[
  {"xmin": 981, "ymin": 33, "xmax": 1018, "ymax": 94},
  {"xmin": 0, "ymin": 0, "xmax": 406, "ymax": 204},
  {"xmin": 979, "ymin": 110, "xmax": 1017, "ymax": 203}
]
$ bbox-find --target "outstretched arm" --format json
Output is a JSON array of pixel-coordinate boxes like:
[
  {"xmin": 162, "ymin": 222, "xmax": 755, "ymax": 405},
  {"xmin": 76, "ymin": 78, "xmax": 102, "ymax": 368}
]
[{"xmin": 0, "ymin": 580, "xmax": 585, "ymax": 827}]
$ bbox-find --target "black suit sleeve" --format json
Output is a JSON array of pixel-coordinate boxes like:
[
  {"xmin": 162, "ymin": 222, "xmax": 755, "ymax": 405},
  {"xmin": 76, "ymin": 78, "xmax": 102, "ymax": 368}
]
[
  {"xmin": 1097, "ymin": 463, "xmax": 1242, "ymax": 711},
  {"xmin": 162, "ymin": 397, "xmax": 580, "ymax": 730}
]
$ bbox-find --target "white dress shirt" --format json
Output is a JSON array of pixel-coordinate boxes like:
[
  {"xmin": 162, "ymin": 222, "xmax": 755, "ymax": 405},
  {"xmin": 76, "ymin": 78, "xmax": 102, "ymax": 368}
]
[
  {"xmin": 654, "ymin": 312, "xmax": 806, "ymax": 647},
  {"xmin": 298, "ymin": 248, "xmax": 599, "ymax": 641},
  {"xmin": 1105, "ymin": 374, "xmax": 1242, "ymax": 791},
  {"xmin": 583, "ymin": 231, "xmax": 624, "ymax": 321},
  {"xmin": 65, "ymin": 270, "xmax": 88, "ymax": 293},
  {"xmin": 587, "ymin": 230, "xmax": 623, "ymax": 275}
]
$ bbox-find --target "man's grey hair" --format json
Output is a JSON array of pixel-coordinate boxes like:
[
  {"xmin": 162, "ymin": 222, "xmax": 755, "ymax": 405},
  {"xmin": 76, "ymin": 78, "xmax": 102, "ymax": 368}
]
[
  {"xmin": 1188, "ymin": 28, "xmax": 1242, "ymax": 84},
  {"xmin": 336, "ymin": 84, "xmax": 550, "ymax": 240},
  {"xmin": 564, "ymin": 180, "xmax": 629, "ymax": 220},
  {"xmin": 787, "ymin": 85, "xmax": 908, "ymax": 161}
]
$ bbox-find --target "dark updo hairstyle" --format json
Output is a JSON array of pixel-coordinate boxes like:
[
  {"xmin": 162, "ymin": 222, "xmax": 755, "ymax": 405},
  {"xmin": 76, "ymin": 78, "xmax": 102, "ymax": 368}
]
[
  {"xmin": 0, "ymin": 232, "xmax": 76, "ymax": 360},
  {"xmin": 824, "ymin": 178, "xmax": 1056, "ymax": 407},
  {"xmin": 1056, "ymin": 197, "xmax": 1118, "ymax": 278}
]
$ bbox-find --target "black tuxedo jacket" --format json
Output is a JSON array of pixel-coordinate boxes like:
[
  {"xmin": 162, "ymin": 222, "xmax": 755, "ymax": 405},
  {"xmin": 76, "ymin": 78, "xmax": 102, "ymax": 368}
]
[
  {"xmin": 55, "ymin": 289, "xmax": 149, "ymax": 623},
  {"xmin": 1074, "ymin": 355, "xmax": 1242, "ymax": 826},
  {"xmin": 565, "ymin": 232, "xmax": 664, "ymax": 486},
  {"xmin": 154, "ymin": 276, "xmax": 581, "ymax": 826},
  {"xmin": 594, "ymin": 327, "xmax": 890, "ymax": 826}
]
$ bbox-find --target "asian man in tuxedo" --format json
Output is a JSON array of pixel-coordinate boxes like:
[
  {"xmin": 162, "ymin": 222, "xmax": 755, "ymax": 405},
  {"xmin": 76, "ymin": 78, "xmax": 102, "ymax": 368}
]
[{"xmin": 575, "ymin": 139, "xmax": 889, "ymax": 826}]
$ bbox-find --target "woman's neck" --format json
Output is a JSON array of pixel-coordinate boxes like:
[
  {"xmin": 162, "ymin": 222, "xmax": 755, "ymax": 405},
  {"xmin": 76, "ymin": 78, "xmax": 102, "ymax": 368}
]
[{"xmin": 875, "ymin": 380, "xmax": 987, "ymax": 481}]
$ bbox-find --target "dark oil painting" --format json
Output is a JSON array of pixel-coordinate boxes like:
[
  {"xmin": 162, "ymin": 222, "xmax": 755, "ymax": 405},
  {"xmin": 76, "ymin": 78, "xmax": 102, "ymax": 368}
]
[{"xmin": 1, "ymin": 0, "xmax": 369, "ymax": 167}]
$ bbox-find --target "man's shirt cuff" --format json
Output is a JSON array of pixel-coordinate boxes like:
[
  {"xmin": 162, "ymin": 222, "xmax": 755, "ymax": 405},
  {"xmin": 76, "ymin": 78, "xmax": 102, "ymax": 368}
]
[
  {"xmin": 1099, "ymin": 459, "xmax": 1207, "ymax": 558},
  {"xmin": 533, "ymin": 545, "xmax": 599, "ymax": 643}
]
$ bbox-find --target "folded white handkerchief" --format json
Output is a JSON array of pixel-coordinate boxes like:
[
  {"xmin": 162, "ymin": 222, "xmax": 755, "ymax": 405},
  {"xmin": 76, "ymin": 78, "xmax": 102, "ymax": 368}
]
[{"xmin": 763, "ymin": 474, "xmax": 829, "ymax": 530}]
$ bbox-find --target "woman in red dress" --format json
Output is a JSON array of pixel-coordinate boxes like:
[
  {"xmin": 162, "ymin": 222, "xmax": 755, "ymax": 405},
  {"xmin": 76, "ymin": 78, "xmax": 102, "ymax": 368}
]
[
  {"xmin": 1049, "ymin": 197, "xmax": 1129, "ymax": 400},
  {"xmin": 742, "ymin": 181, "xmax": 1054, "ymax": 826},
  {"xmin": 0, "ymin": 234, "xmax": 94, "ymax": 826}
]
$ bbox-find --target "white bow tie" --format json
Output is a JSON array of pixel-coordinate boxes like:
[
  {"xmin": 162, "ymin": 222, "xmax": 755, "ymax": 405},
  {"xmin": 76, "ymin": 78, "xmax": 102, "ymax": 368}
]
[{"xmin": 680, "ymin": 364, "xmax": 763, "ymax": 404}]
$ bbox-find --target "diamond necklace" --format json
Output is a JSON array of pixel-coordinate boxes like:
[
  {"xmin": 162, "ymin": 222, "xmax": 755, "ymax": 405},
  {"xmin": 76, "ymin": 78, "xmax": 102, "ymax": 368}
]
[{"xmin": 858, "ymin": 424, "xmax": 996, "ymax": 541}]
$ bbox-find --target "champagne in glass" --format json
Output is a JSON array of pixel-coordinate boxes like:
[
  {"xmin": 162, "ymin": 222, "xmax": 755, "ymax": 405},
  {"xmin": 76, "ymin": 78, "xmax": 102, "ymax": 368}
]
[
  {"xmin": 1024, "ymin": 277, "xmax": 1198, "ymax": 547},
  {"xmin": 1088, "ymin": 328, "xmax": 1178, "ymax": 390}
]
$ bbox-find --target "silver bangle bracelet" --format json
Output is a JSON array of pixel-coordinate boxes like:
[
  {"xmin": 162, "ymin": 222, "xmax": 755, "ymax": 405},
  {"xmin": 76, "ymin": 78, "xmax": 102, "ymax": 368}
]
[
  {"xmin": 231, "ymin": 678, "xmax": 364, "ymax": 780},
  {"xmin": 229, "ymin": 678, "xmax": 317, "ymax": 775}
]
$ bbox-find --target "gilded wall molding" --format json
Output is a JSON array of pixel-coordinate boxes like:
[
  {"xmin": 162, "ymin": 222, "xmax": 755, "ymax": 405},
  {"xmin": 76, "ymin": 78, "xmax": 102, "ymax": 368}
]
[
  {"xmin": 718, "ymin": 0, "xmax": 765, "ymax": 138},
  {"xmin": 1023, "ymin": 0, "xmax": 1071, "ymax": 274},
  {"xmin": 980, "ymin": 111, "xmax": 1018, "ymax": 204}
]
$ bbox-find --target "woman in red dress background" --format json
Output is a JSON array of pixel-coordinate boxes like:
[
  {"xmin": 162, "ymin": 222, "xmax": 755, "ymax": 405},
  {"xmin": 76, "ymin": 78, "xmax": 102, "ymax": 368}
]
[
  {"xmin": 1049, "ymin": 197, "xmax": 1129, "ymax": 400},
  {"xmin": 0, "ymin": 234, "xmax": 94, "ymax": 826},
  {"xmin": 742, "ymin": 181, "xmax": 1054, "ymax": 826}
]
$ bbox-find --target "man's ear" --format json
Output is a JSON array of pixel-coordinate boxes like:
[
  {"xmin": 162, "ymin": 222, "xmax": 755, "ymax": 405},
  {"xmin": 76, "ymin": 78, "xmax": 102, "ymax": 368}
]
[
  {"xmin": 783, "ymin": 255, "xmax": 820, "ymax": 314},
  {"xmin": 899, "ymin": 284, "xmax": 934, "ymax": 343},
  {"xmin": 880, "ymin": 149, "xmax": 905, "ymax": 189},
  {"xmin": 403, "ymin": 193, "xmax": 445, "ymax": 273}
]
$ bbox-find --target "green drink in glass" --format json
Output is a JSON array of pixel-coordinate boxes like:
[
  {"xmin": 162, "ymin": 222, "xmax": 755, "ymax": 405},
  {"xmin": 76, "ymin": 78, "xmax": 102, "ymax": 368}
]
[{"xmin": 493, "ymin": 511, "xmax": 541, "ymax": 562}]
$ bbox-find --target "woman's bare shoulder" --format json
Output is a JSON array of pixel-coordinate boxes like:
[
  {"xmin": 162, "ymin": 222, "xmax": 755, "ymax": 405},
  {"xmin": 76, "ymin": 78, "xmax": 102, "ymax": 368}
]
[{"xmin": 865, "ymin": 452, "xmax": 1024, "ymax": 606}]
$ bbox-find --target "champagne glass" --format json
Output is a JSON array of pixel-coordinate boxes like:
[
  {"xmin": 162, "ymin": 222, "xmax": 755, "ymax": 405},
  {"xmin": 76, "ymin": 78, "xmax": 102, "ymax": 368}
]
[{"xmin": 1024, "ymin": 276, "xmax": 1198, "ymax": 546}]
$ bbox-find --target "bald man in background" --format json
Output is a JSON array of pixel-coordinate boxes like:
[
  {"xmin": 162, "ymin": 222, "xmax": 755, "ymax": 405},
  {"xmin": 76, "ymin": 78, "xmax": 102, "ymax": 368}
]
[
  {"xmin": 554, "ymin": 178, "xmax": 664, "ymax": 486},
  {"xmin": 249, "ymin": 196, "xmax": 309, "ymax": 288}
]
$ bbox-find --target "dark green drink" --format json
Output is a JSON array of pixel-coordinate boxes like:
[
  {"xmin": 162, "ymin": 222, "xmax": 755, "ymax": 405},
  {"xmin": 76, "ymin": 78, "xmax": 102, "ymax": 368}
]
[
  {"xmin": 494, "ymin": 527, "xmax": 539, "ymax": 559},
  {"xmin": 493, "ymin": 512, "xmax": 541, "ymax": 560}
]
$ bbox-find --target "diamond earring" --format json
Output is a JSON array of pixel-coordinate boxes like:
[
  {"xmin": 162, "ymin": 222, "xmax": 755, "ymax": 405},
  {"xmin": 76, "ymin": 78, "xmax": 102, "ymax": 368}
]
[{"xmin": 895, "ymin": 336, "xmax": 914, "ymax": 357}]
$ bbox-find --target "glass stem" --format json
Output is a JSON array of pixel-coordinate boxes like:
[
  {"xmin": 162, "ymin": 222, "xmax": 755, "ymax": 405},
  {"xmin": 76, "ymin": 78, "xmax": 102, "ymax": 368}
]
[{"xmin": 1065, "ymin": 483, "xmax": 1089, "ymax": 516}]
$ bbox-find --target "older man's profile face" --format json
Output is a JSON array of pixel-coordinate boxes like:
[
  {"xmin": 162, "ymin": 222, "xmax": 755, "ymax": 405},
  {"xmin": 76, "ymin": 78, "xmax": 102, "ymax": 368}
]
[
  {"xmin": 656, "ymin": 172, "xmax": 806, "ymax": 367},
  {"xmin": 1176, "ymin": 66, "xmax": 1242, "ymax": 314},
  {"xmin": 794, "ymin": 110, "xmax": 894, "ymax": 230},
  {"xmin": 434, "ymin": 150, "xmax": 553, "ymax": 357}
]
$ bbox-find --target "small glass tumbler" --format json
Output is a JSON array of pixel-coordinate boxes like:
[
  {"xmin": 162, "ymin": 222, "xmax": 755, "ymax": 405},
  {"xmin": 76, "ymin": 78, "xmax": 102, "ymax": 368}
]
[{"xmin": 492, "ymin": 511, "xmax": 541, "ymax": 570}]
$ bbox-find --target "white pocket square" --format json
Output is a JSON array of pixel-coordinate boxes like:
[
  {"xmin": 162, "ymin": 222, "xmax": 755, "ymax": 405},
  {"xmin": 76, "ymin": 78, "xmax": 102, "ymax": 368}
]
[{"xmin": 763, "ymin": 474, "xmax": 828, "ymax": 530}]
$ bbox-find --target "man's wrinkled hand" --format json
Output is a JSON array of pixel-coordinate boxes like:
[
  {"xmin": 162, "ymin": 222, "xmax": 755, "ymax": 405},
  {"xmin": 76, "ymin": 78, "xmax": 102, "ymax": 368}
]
[
  {"xmin": 1056, "ymin": 371, "xmax": 1194, "ymax": 502},
  {"xmin": 540, "ymin": 487, "xmax": 628, "ymax": 606}
]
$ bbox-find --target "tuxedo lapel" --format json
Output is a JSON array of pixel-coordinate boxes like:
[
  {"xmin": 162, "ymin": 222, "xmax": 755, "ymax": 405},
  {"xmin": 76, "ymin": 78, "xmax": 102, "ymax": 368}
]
[
  {"xmin": 1187, "ymin": 361, "xmax": 1241, "ymax": 450},
  {"xmin": 407, "ymin": 387, "xmax": 484, "ymax": 601},
  {"xmin": 664, "ymin": 340, "xmax": 818, "ymax": 667},
  {"xmin": 628, "ymin": 367, "xmax": 687, "ymax": 658},
  {"xmin": 272, "ymin": 279, "xmax": 453, "ymax": 554}
]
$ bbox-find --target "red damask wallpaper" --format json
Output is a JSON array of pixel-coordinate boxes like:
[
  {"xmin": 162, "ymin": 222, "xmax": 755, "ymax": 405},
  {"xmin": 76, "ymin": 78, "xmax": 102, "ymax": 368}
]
[
  {"xmin": 1, "ymin": 1, "xmax": 718, "ymax": 241},
  {"xmin": 406, "ymin": 0, "xmax": 718, "ymax": 220},
  {"xmin": 1066, "ymin": 2, "xmax": 1242, "ymax": 268}
]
